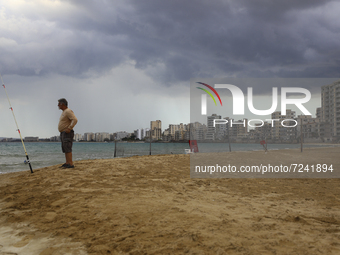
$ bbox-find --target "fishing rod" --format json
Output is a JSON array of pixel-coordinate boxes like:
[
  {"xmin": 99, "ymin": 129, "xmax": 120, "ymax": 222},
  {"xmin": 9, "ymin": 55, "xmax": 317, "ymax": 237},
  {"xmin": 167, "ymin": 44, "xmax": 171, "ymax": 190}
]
[{"xmin": 1, "ymin": 74, "xmax": 34, "ymax": 173}]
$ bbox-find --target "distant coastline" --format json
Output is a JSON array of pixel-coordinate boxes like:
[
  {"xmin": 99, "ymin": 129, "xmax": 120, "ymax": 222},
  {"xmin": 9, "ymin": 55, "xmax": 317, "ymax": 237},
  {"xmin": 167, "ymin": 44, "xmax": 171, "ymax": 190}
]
[{"xmin": 1, "ymin": 139, "xmax": 339, "ymax": 144}]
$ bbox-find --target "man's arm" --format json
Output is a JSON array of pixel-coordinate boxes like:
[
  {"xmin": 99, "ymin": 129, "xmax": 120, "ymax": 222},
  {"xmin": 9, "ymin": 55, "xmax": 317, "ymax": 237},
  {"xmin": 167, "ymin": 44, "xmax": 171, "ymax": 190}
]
[{"xmin": 65, "ymin": 110, "xmax": 78, "ymax": 132}]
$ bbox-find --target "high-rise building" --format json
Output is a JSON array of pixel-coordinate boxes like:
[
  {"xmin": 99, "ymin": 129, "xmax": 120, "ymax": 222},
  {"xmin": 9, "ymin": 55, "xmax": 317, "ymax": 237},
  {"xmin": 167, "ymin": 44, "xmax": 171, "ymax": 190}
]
[
  {"xmin": 254, "ymin": 122, "xmax": 272, "ymax": 140},
  {"xmin": 133, "ymin": 128, "xmax": 147, "ymax": 140},
  {"xmin": 168, "ymin": 124, "xmax": 180, "ymax": 140},
  {"xmin": 316, "ymin": 107, "xmax": 321, "ymax": 119},
  {"xmin": 150, "ymin": 120, "xmax": 162, "ymax": 140},
  {"xmin": 84, "ymin": 132, "xmax": 95, "ymax": 141},
  {"xmin": 95, "ymin": 132, "xmax": 110, "ymax": 142},
  {"xmin": 206, "ymin": 114, "xmax": 221, "ymax": 140},
  {"xmin": 74, "ymin": 133, "xmax": 83, "ymax": 141},
  {"xmin": 189, "ymin": 122, "xmax": 207, "ymax": 141},
  {"xmin": 227, "ymin": 118, "xmax": 248, "ymax": 139},
  {"xmin": 271, "ymin": 110, "xmax": 295, "ymax": 139},
  {"xmin": 297, "ymin": 115, "xmax": 320, "ymax": 139},
  {"xmin": 167, "ymin": 123, "xmax": 189, "ymax": 141},
  {"xmin": 321, "ymin": 80, "xmax": 340, "ymax": 138}
]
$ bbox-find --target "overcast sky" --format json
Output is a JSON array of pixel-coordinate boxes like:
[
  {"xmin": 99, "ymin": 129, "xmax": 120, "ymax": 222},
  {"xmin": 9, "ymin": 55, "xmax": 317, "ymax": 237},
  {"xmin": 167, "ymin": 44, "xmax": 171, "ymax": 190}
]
[{"xmin": 1, "ymin": 0, "xmax": 340, "ymax": 138}]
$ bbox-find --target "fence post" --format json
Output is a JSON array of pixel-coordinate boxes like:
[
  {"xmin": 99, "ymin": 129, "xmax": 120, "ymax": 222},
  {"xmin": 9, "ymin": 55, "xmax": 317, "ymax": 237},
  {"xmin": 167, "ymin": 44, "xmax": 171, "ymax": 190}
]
[
  {"xmin": 149, "ymin": 137, "xmax": 152, "ymax": 155},
  {"xmin": 114, "ymin": 140, "xmax": 117, "ymax": 157}
]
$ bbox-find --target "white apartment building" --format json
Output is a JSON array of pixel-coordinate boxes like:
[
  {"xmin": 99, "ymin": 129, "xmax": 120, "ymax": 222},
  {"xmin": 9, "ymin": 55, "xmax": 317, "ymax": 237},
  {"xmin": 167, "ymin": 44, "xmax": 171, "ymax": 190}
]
[
  {"xmin": 134, "ymin": 129, "xmax": 141, "ymax": 140},
  {"xmin": 74, "ymin": 133, "xmax": 83, "ymax": 141},
  {"xmin": 95, "ymin": 132, "xmax": 110, "ymax": 142},
  {"xmin": 134, "ymin": 128, "xmax": 147, "ymax": 140},
  {"xmin": 84, "ymin": 132, "xmax": 95, "ymax": 141}
]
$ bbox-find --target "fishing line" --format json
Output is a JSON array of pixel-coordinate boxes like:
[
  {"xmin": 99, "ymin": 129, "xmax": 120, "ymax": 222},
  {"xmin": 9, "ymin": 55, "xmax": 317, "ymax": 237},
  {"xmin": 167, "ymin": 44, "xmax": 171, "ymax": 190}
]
[{"xmin": 1, "ymin": 74, "xmax": 34, "ymax": 173}]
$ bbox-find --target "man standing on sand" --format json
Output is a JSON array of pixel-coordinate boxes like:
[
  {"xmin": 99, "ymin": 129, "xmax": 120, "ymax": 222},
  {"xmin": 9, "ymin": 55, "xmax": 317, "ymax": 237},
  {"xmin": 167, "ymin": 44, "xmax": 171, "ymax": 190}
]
[{"xmin": 58, "ymin": 98, "xmax": 78, "ymax": 168}]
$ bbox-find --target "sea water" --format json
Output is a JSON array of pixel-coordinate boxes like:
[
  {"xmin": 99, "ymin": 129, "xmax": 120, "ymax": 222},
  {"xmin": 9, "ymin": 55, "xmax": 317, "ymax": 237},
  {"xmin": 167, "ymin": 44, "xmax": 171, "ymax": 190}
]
[
  {"xmin": 0, "ymin": 142, "xmax": 190, "ymax": 173},
  {"xmin": 0, "ymin": 142, "xmax": 336, "ymax": 174}
]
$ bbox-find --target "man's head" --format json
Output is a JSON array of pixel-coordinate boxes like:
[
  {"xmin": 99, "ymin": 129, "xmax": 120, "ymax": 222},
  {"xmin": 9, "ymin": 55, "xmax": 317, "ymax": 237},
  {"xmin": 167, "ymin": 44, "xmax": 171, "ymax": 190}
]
[{"xmin": 58, "ymin": 98, "xmax": 68, "ymax": 110}]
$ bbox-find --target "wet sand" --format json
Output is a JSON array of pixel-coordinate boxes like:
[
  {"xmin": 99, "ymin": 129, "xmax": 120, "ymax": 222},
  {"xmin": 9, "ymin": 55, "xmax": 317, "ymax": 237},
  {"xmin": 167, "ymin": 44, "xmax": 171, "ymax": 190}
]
[{"xmin": 1, "ymin": 148, "xmax": 340, "ymax": 254}]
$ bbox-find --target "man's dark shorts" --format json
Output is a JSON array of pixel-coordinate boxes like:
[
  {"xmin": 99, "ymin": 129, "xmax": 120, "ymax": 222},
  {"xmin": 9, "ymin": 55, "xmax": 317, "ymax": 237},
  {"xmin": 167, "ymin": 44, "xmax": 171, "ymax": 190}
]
[{"xmin": 60, "ymin": 130, "xmax": 74, "ymax": 153}]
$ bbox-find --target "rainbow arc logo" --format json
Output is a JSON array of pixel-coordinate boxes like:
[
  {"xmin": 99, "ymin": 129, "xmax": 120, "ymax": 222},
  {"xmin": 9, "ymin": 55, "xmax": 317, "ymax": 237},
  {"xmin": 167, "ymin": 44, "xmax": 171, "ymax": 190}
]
[{"xmin": 196, "ymin": 82, "xmax": 223, "ymax": 106}]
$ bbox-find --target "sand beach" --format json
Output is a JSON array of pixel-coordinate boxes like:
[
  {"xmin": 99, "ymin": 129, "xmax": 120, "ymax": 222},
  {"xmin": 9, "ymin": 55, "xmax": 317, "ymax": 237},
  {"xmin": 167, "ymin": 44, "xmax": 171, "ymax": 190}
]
[{"xmin": 1, "ymin": 147, "xmax": 340, "ymax": 254}]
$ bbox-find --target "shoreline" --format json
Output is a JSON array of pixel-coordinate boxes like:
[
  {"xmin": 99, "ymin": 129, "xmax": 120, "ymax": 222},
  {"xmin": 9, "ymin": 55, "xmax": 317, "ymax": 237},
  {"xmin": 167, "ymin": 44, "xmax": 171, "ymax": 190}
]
[
  {"xmin": 2, "ymin": 140, "xmax": 340, "ymax": 144},
  {"xmin": 1, "ymin": 144, "xmax": 340, "ymax": 175}
]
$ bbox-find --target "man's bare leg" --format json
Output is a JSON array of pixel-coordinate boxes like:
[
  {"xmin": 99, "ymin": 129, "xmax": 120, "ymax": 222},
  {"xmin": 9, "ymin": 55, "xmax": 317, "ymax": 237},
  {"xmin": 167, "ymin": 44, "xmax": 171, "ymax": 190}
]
[{"xmin": 65, "ymin": 152, "xmax": 73, "ymax": 166}]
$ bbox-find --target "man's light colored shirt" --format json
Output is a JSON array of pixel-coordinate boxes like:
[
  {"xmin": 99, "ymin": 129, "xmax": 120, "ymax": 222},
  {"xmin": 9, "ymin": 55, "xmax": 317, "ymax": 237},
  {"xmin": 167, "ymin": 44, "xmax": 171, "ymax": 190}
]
[{"xmin": 58, "ymin": 108, "xmax": 78, "ymax": 132}]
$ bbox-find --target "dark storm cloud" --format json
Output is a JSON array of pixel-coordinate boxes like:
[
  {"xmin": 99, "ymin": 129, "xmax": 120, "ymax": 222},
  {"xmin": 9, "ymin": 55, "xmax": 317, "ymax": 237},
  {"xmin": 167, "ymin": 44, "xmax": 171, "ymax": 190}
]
[{"xmin": 1, "ymin": 0, "xmax": 339, "ymax": 84}]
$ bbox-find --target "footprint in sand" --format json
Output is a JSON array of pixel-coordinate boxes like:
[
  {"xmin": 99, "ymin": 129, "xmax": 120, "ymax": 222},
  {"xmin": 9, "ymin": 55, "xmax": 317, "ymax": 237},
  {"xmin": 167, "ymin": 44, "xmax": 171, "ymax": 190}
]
[{"xmin": 12, "ymin": 235, "xmax": 34, "ymax": 248}]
